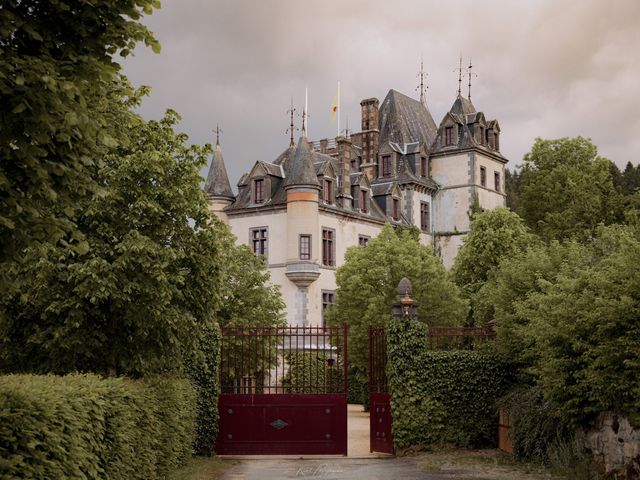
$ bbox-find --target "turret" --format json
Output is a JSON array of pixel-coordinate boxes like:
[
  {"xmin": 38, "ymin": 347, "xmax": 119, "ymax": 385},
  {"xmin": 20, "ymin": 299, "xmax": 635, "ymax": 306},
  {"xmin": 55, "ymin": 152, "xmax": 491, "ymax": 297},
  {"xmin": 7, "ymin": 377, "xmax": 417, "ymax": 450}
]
[
  {"xmin": 284, "ymin": 137, "xmax": 321, "ymax": 325},
  {"xmin": 204, "ymin": 141, "xmax": 235, "ymax": 222}
]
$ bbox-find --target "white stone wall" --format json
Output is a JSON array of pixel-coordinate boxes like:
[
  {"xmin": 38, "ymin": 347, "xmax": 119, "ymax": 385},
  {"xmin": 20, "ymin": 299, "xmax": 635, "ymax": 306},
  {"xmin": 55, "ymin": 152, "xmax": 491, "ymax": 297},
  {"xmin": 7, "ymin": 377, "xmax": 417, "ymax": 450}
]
[{"xmin": 586, "ymin": 412, "xmax": 640, "ymax": 474}]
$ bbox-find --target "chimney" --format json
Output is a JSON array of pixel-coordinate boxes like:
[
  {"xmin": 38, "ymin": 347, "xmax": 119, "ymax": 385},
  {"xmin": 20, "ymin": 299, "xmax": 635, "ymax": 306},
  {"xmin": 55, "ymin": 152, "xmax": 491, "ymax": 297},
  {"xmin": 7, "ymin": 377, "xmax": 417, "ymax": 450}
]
[
  {"xmin": 359, "ymin": 97, "xmax": 380, "ymax": 181},
  {"xmin": 336, "ymin": 136, "xmax": 353, "ymax": 209},
  {"xmin": 319, "ymin": 138, "xmax": 328, "ymax": 154}
]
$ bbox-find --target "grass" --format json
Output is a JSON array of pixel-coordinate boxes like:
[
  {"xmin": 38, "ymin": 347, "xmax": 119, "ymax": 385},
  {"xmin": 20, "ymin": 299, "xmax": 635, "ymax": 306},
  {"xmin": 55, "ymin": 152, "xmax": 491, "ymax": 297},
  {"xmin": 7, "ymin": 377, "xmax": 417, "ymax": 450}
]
[
  {"xmin": 169, "ymin": 456, "xmax": 233, "ymax": 480},
  {"xmin": 414, "ymin": 448, "xmax": 566, "ymax": 479}
]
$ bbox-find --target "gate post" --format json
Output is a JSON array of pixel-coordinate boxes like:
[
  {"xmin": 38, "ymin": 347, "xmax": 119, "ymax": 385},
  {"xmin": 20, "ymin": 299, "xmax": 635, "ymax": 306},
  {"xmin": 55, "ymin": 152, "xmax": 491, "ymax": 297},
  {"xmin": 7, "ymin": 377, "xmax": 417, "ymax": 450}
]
[{"xmin": 392, "ymin": 277, "xmax": 419, "ymax": 321}]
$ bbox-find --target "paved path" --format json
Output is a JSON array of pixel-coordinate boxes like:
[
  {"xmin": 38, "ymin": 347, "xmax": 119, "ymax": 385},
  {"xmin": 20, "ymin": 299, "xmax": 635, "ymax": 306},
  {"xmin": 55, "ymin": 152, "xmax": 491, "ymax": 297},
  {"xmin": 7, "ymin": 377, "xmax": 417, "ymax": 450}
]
[{"xmin": 219, "ymin": 458, "xmax": 478, "ymax": 480}]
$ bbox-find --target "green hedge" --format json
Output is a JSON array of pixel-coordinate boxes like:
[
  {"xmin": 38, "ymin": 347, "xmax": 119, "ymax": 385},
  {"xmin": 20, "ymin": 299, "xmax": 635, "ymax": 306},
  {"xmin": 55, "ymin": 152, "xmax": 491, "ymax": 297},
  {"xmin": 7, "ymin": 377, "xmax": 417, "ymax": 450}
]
[
  {"xmin": 282, "ymin": 352, "xmax": 344, "ymax": 394},
  {"xmin": 0, "ymin": 374, "xmax": 197, "ymax": 479},
  {"xmin": 387, "ymin": 319, "xmax": 513, "ymax": 449},
  {"xmin": 187, "ymin": 322, "xmax": 221, "ymax": 456}
]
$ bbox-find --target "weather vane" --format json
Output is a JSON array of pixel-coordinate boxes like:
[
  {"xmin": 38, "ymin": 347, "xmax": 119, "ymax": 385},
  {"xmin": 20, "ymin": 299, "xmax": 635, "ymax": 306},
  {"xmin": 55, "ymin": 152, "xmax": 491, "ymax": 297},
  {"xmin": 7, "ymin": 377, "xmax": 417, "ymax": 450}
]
[
  {"xmin": 454, "ymin": 56, "xmax": 466, "ymax": 97},
  {"xmin": 213, "ymin": 123, "xmax": 223, "ymax": 146},
  {"xmin": 416, "ymin": 56, "xmax": 428, "ymax": 104},
  {"xmin": 467, "ymin": 58, "xmax": 477, "ymax": 100},
  {"xmin": 286, "ymin": 97, "xmax": 298, "ymax": 147}
]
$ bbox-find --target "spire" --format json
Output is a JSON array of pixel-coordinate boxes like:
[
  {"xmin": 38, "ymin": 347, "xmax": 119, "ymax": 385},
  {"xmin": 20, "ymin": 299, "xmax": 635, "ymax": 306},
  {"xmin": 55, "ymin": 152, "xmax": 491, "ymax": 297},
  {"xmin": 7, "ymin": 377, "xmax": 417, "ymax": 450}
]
[
  {"xmin": 467, "ymin": 58, "xmax": 477, "ymax": 100},
  {"xmin": 204, "ymin": 131, "xmax": 234, "ymax": 200},
  {"xmin": 283, "ymin": 137, "xmax": 320, "ymax": 189},
  {"xmin": 286, "ymin": 98, "xmax": 298, "ymax": 147},
  {"xmin": 416, "ymin": 56, "xmax": 428, "ymax": 104}
]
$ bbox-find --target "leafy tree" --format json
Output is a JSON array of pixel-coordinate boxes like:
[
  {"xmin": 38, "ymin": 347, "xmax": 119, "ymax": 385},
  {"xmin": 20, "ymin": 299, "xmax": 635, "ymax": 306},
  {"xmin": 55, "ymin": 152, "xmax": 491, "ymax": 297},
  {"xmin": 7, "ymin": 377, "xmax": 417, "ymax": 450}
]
[
  {"xmin": 451, "ymin": 208, "xmax": 537, "ymax": 324},
  {"xmin": 505, "ymin": 168, "xmax": 523, "ymax": 211},
  {"xmin": 0, "ymin": 0, "xmax": 161, "ymax": 276},
  {"xmin": 516, "ymin": 137, "xmax": 622, "ymax": 241},
  {"xmin": 621, "ymin": 161, "xmax": 640, "ymax": 196},
  {"xmin": 329, "ymin": 224, "xmax": 467, "ymax": 380},
  {"xmin": 0, "ymin": 99, "xmax": 228, "ymax": 376},
  {"xmin": 518, "ymin": 225, "xmax": 640, "ymax": 422}
]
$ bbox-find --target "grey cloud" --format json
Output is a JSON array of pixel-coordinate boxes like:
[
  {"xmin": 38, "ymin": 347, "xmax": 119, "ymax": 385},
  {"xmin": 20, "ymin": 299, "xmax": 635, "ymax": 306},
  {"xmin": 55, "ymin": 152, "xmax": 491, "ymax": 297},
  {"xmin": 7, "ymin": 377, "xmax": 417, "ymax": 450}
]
[{"xmin": 123, "ymin": 0, "xmax": 640, "ymax": 187}]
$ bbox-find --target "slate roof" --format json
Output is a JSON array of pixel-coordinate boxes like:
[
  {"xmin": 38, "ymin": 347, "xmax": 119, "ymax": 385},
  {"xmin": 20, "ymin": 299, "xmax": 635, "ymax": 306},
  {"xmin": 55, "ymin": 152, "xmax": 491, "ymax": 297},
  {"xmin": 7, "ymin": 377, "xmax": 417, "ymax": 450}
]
[
  {"xmin": 450, "ymin": 94, "xmax": 477, "ymax": 116},
  {"xmin": 204, "ymin": 144, "xmax": 234, "ymax": 199},
  {"xmin": 379, "ymin": 89, "xmax": 438, "ymax": 148},
  {"xmin": 284, "ymin": 137, "xmax": 321, "ymax": 189}
]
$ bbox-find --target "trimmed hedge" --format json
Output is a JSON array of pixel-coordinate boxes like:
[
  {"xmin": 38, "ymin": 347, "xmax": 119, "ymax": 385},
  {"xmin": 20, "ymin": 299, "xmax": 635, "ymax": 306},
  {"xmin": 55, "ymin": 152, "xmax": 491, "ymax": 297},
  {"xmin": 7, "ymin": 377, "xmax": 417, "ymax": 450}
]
[
  {"xmin": 387, "ymin": 318, "xmax": 513, "ymax": 449},
  {"xmin": 0, "ymin": 374, "xmax": 197, "ymax": 479},
  {"xmin": 282, "ymin": 352, "xmax": 344, "ymax": 394}
]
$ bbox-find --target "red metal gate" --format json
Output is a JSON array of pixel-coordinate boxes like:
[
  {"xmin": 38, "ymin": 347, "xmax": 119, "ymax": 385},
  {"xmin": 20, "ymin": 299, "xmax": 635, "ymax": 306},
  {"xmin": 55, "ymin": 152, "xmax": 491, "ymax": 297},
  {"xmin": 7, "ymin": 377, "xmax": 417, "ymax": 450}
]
[
  {"xmin": 369, "ymin": 326, "xmax": 393, "ymax": 454},
  {"xmin": 216, "ymin": 325, "xmax": 348, "ymax": 455}
]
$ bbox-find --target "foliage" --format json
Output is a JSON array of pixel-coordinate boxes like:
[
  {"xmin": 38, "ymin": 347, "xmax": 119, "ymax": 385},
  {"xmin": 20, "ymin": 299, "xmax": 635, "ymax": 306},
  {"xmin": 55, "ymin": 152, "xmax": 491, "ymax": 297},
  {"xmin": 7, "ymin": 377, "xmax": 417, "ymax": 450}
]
[
  {"xmin": 329, "ymin": 223, "xmax": 467, "ymax": 385},
  {"xmin": 498, "ymin": 385, "xmax": 570, "ymax": 462},
  {"xmin": 505, "ymin": 168, "xmax": 523, "ymax": 211},
  {"xmin": 0, "ymin": 0, "xmax": 160, "ymax": 279},
  {"xmin": 347, "ymin": 367, "xmax": 368, "ymax": 405},
  {"xmin": 187, "ymin": 323, "xmax": 221, "ymax": 457},
  {"xmin": 387, "ymin": 318, "xmax": 513, "ymax": 449},
  {"xmin": 451, "ymin": 208, "xmax": 537, "ymax": 324},
  {"xmin": 0, "ymin": 104, "xmax": 228, "ymax": 377},
  {"xmin": 487, "ymin": 225, "xmax": 640, "ymax": 423},
  {"xmin": 282, "ymin": 352, "xmax": 344, "ymax": 394},
  {"xmin": 0, "ymin": 373, "xmax": 196, "ymax": 480},
  {"xmin": 516, "ymin": 137, "xmax": 622, "ymax": 241}
]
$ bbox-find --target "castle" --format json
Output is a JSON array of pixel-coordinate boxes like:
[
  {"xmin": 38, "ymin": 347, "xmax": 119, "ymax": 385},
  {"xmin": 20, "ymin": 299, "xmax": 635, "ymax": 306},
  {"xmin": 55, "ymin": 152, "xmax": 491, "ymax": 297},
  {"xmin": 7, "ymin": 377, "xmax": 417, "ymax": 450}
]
[{"xmin": 205, "ymin": 88, "xmax": 507, "ymax": 327}]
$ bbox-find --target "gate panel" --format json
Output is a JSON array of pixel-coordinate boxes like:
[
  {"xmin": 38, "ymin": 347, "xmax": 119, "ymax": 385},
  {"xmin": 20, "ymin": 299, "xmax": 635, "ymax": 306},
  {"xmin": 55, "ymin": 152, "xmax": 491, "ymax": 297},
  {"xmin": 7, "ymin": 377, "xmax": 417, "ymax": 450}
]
[
  {"xmin": 215, "ymin": 325, "xmax": 348, "ymax": 456},
  {"xmin": 217, "ymin": 394, "xmax": 346, "ymax": 455},
  {"xmin": 369, "ymin": 326, "xmax": 394, "ymax": 454}
]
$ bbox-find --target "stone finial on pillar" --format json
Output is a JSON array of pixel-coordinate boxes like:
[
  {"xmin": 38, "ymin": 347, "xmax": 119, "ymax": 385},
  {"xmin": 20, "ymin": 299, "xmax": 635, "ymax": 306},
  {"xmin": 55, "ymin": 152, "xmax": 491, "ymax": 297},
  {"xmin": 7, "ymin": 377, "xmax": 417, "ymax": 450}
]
[{"xmin": 392, "ymin": 277, "xmax": 419, "ymax": 320}]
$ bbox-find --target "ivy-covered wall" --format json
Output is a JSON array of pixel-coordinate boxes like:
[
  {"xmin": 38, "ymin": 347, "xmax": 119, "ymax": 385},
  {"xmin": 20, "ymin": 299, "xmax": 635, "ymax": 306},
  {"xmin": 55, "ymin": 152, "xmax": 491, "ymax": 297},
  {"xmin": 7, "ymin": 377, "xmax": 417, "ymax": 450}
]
[{"xmin": 387, "ymin": 318, "xmax": 512, "ymax": 449}]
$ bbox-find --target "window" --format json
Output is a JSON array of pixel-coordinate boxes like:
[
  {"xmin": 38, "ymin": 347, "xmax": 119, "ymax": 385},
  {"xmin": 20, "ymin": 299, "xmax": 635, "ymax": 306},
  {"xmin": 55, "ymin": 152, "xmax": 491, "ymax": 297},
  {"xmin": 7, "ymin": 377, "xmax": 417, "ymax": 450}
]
[
  {"xmin": 381, "ymin": 155, "xmax": 391, "ymax": 177},
  {"xmin": 323, "ymin": 179, "xmax": 333, "ymax": 204},
  {"xmin": 322, "ymin": 228, "xmax": 335, "ymax": 266},
  {"xmin": 351, "ymin": 159, "xmax": 357, "ymax": 171},
  {"xmin": 254, "ymin": 179, "xmax": 264, "ymax": 204},
  {"xmin": 358, "ymin": 235, "xmax": 370, "ymax": 246},
  {"xmin": 494, "ymin": 133, "xmax": 500, "ymax": 151},
  {"xmin": 299, "ymin": 234, "xmax": 311, "ymax": 260},
  {"xmin": 420, "ymin": 202, "xmax": 430, "ymax": 233},
  {"xmin": 392, "ymin": 198, "xmax": 399, "ymax": 221},
  {"xmin": 494, "ymin": 172, "xmax": 501, "ymax": 192},
  {"xmin": 445, "ymin": 127, "xmax": 453, "ymax": 146},
  {"xmin": 359, "ymin": 189, "xmax": 368, "ymax": 213},
  {"xmin": 420, "ymin": 156, "xmax": 427, "ymax": 177},
  {"xmin": 321, "ymin": 291, "xmax": 335, "ymax": 328},
  {"xmin": 480, "ymin": 126, "xmax": 485, "ymax": 145},
  {"xmin": 480, "ymin": 166, "xmax": 486, "ymax": 187},
  {"xmin": 250, "ymin": 228, "xmax": 268, "ymax": 257}
]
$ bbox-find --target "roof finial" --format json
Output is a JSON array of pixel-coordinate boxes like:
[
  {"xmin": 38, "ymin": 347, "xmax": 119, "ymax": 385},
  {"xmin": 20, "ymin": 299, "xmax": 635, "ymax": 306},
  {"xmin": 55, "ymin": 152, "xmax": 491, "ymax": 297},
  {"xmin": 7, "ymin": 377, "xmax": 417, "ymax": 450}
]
[
  {"xmin": 467, "ymin": 58, "xmax": 477, "ymax": 100},
  {"xmin": 301, "ymin": 108, "xmax": 307, "ymax": 137},
  {"xmin": 454, "ymin": 56, "xmax": 464, "ymax": 97},
  {"xmin": 416, "ymin": 55, "xmax": 428, "ymax": 104},
  {"xmin": 286, "ymin": 97, "xmax": 298, "ymax": 147},
  {"xmin": 214, "ymin": 123, "xmax": 223, "ymax": 147}
]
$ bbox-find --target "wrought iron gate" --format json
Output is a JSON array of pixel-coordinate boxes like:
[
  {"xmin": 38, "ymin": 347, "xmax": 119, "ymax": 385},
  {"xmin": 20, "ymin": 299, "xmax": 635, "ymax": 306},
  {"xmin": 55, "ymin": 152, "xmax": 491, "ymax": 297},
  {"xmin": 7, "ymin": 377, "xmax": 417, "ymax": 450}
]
[
  {"xmin": 216, "ymin": 325, "xmax": 348, "ymax": 455},
  {"xmin": 369, "ymin": 326, "xmax": 393, "ymax": 454}
]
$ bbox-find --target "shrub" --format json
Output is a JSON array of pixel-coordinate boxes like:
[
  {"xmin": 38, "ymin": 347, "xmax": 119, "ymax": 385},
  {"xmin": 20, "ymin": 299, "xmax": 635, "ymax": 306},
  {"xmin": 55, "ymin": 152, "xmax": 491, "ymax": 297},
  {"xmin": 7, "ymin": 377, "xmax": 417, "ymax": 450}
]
[
  {"xmin": 282, "ymin": 352, "xmax": 344, "ymax": 394},
  {"xmin": 387, "ymin": 319, "xmax": 513, "ymax": 449},
  {"xmin": 0, "ymin": 374, "xmax": 196, "ymax": 479}
]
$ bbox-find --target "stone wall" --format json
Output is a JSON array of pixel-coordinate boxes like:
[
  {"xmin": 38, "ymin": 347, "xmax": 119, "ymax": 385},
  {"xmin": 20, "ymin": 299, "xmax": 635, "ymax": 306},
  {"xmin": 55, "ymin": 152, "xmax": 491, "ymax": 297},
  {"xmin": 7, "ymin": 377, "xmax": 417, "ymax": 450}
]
[{"xmin": 585, "ymin": 412, "xmax": 640, "ymax": 476}]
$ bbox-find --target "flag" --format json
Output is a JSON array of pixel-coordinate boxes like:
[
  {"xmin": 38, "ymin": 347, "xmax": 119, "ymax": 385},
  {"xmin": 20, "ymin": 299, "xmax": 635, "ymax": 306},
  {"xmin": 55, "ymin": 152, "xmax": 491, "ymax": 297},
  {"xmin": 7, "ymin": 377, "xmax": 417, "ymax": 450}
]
[{"xmin": 330, "ymin": 82, "xmax": 340, "ymax": 122}]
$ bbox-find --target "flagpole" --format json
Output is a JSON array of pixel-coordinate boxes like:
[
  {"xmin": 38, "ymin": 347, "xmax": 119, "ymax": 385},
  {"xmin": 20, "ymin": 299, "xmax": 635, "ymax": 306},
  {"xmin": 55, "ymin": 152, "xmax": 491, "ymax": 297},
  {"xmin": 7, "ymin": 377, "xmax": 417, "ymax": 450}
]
[{"xmin": 337, "ymin": 81, "xmax": 341, "ymax": 138}]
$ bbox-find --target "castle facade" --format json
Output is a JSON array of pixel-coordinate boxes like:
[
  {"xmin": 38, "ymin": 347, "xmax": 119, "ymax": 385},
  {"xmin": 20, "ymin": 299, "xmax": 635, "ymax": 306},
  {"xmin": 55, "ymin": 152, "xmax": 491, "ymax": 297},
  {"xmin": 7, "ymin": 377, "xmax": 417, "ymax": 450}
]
[{"xmin": 205, "ymin": 89, "xmax": 507, "ymax": 327}]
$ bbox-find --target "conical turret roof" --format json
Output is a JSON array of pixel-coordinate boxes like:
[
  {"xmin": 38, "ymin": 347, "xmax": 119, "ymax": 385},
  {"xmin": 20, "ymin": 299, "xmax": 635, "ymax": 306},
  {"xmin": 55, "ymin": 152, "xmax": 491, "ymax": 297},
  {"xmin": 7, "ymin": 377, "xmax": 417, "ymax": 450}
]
[
  {"xmin": 283, "ymin": 137, "xmax": 320, "ymax": 189},
  {"xmin": 204, "ymin": 144, "xmax": 234, "ymax": 199},
  {"xmin": 449, "ymin": 94, "xmax": 477, "ymax": 116}
]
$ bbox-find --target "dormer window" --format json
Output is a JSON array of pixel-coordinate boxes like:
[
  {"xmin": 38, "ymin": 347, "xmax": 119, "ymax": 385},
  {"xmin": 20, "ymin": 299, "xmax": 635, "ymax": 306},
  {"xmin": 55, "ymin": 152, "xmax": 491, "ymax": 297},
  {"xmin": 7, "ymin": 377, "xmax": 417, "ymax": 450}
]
[
  {"xmin": 381, "ymin": 155, "xmax": 391, "ymax": 177},
  {"xmin": 445, "ymin": 127, "xmax": 453, "ymax": 146},
  {"xmin": 392, "ymin": 198, "xmax": 400, "ymax": 221},
  {"xmin": 494, "ymin": 133, "xmax": 500, "ymax": 151},
  {"xmin": 254, "ymin": 178, "xmax": 264, "ymax": 204},
  {"xmin": 323, "ymin": 179, "xmax": 333, "ymax": 204},
  {"xmin": 359, "ymin": 189, "xmax": 368, "ymax": 213},
  {"xmin": 480, "ymin": 126, "xmax": 485, "ymax": 145},
  {"xmin": 421, "ymin": 156, "xmax": 427, "ymax": 178}
]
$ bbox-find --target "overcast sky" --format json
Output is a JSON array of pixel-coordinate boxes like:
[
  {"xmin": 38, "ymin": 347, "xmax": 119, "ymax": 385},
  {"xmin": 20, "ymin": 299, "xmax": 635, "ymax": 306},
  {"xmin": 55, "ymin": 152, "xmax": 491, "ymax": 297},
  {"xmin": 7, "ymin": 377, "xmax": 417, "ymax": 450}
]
[{"xmin": 123, "ymin": 0, "xmax": 640, "ymax": 186}]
